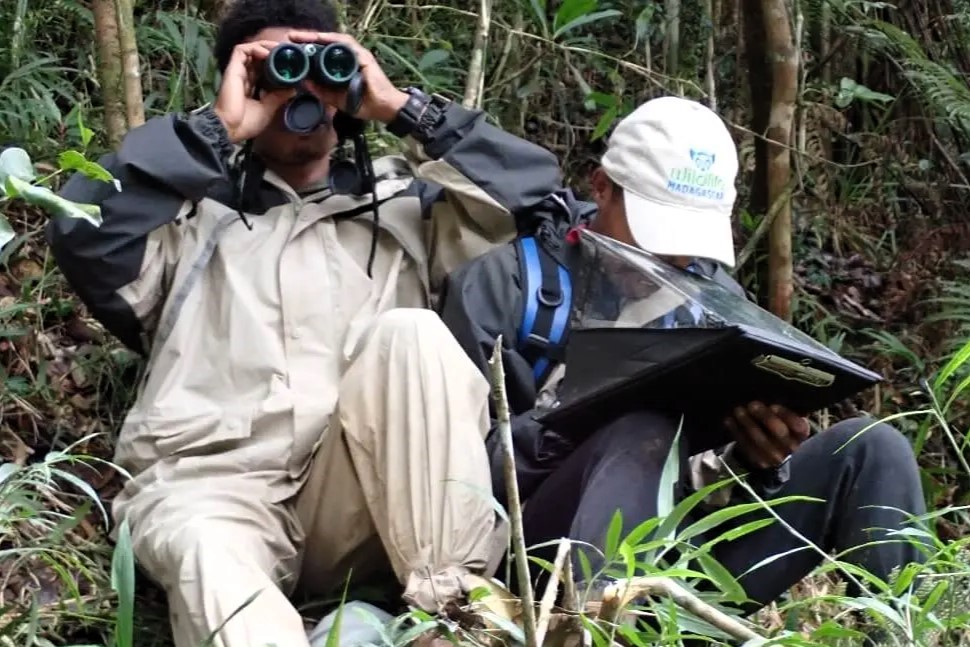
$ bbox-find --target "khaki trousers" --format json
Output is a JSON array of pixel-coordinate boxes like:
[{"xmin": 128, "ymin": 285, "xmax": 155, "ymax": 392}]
[{"xmin": 121, "ymin": 309, "xmax": 501, "ymax": 647}]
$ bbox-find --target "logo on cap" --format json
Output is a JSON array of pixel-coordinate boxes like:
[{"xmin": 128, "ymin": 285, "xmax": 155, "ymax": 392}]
[{"xmin": 666, "ymin": 148, "xmax": 725, "ymax": 202}]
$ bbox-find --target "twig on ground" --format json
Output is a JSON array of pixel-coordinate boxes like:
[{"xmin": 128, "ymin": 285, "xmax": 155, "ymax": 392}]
[
  {"xmin": 536, "ymin": 539, "xmax": 571, "ymax": 646},
  {"xmin": 597, "ymin": 576, "xmax": 762, "ymax": 643},
  {"xmin": 488, "ymin": 336, "xmax": 538, "ymax": 647}
]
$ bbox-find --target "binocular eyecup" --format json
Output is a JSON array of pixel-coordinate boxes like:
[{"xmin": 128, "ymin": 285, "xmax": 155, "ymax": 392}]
[{"xmin": 261, "ymin": 42, "xmax": 364, "ymax": 134}]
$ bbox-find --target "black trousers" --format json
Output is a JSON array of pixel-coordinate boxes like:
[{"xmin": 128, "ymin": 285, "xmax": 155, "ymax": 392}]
[{"xmin": 511, "ymin": 411, "xmax": 927, "ymax": 613}]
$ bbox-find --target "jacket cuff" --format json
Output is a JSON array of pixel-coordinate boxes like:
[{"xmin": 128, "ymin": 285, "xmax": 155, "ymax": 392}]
[{"xmin": 186, "ymin": 106, "xmax": 234, "ymax": 165}]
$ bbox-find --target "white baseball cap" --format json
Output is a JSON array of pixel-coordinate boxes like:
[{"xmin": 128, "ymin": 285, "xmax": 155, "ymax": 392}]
[{"xmin": 600, "ymin": 96, "xmax": 739, "ymax": 268}]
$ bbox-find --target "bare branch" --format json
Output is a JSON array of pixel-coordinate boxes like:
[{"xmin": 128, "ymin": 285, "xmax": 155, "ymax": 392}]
[{"xmin": 598, "ymin": 576, "xmax": 763, "ymax": 643}]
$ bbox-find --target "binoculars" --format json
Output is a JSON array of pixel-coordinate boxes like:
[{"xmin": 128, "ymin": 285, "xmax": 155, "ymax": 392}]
[
  {"xmin": 261, "ymin": 42, "xmax": 364, "ymax": 133},
  {"xmin": 262, "ymin": 42, "xmax": 359, "ymax": 89}
]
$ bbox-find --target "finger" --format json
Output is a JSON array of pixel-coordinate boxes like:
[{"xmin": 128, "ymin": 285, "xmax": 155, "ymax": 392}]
[
  {"xmin": 748, "ymin": 402, "xmax": 796, "ymax": 454},
  {"xmin": 238, "ymin": 40, "xmax": 280, "ymax": 57},
  {"xmin": 262, "ymin": 87, "xmax": 297, "ymax": 110},
  {"xmin": 225, "ymin": 41, "xmax": 277, "ymax": 84},
  {"xmin": 724, "ymin": 416, "xmax": 769, "ymax": 471},
  {"xmin": 734, "ymin": 405, "xmax": 786, "ymax": 467},
  {"xmin": 772, "ymin": 405, "xmax": 811, "ymax": 440}
]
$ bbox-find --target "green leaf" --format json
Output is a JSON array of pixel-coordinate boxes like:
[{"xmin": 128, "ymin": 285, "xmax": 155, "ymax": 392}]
[
  {"xmin": 76, "ymin": 110, "xmax": 94, "ymax": 149},
  {"xmin": 835, "ymin": 77, "xmax": 895, "ymax": 108},
  {"xmin": 678, "ymin": 496, "xmax": 824, "ymax": 543},
  {"xmin": 0, "ymin": 147, "xmax": 36, "ymax": 185},
  {"xmin": 934, "ymin": 337, "xmax": 970, "ymax": 391},
  {"xmin": 656, "ymin": 421, "xmax": 682, "ymax": 523},
  {"xmin": 635, "ymin": 5, "xmax": 657, "ymax": 47},
  {"xmin": 417, "ymin": 49, "xmax": 450, "ymax": 71},
  {"xmin": 604, "ymin": 509, "xmax": 623, "ymax": 561},
  {"xmin": 5, "ymin": 176, "xmax": 103, "ymax": 227},
  {"xmin": 527, "ymin": 0, "xmax": 549, "ymax": 36},
  {"xmin": 696, "ymin": 551, "xmax": 746, "ymax": 604},
  {"xmin": 592, "ymin": 105, "xmax": 618, "ymax": 140},
  {"xmin": 555, "ymin": 9, "xmax": 622, "ymax": 39},
  {"xmin": 58, "ymin": 150, "xmax": 115, "ymax": 183},
  {"xmin": 110, "ymin": 519, "xmax": 135, "ymax": 647},
  {"xmin": 0, "ymin": 216, "xmax": 15, "ymax": 251},
  {"xmin": 554, "ymin": 0, "xmax": 596, "ymax": 33}
]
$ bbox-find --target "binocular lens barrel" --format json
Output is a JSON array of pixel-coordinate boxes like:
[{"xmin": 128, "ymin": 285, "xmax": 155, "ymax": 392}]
[{"xmin": 264, "ymin": 42, "xmax": 359, "ymax": 88}]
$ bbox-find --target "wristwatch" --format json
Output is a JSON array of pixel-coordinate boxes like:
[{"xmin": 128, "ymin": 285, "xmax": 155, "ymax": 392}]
[{"xmin": 386, "ymin": 87, "xmax": 449, "ymax": 142}]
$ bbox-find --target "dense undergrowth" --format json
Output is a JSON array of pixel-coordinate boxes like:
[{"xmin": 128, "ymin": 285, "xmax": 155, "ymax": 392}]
[{"xmin": 3, "ymin": 0, "xmax": 970, "ymax": 645}]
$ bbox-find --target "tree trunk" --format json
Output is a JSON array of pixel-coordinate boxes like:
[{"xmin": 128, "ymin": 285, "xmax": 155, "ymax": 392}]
[
  {"xmin": 742, "ymin": 0, "xmax": 769, "ymax": 214},
  {"xmin": 762, "ymin": 0, "xmax": 798, "ymax": 321},
  {"xmin": 665, "ymin": 0, "xmax": 681, "ymax": 77},
  {"xmin": 92, "ymin": 0, "xmax": 126, "ymax": 147},
  {"xmin": 115, "ymin": 0, "xmax": 145, "ymax": 129}
]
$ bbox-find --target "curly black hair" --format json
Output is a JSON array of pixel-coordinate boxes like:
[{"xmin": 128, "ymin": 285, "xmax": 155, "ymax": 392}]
[{"xmin": 213, "ymin": 0, "xmax": 339, "ymax": 74}]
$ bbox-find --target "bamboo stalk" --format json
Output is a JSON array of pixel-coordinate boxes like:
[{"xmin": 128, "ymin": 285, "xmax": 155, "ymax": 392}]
[
  {"xmin": 487, "ymin": 336, "xmax": 538, "ymax": 647},
  {"xmin": 535, "ymin": 539, "xmax": 571, "ymax": 646},
  {"xmin": 463, "ymin": 0, "xmax": 494, "ymax": 108}
]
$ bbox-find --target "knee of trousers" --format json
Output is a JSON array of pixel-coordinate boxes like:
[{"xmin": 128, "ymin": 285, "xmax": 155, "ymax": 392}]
[
  {"xmin": 369, "ymin": 308, "xmax": 451, "ymax": 345},
  {"xmin": 819, "ymin": 416, "xmax": 918, "ymax": 469},
  {"xmin": 362, "ymin": 307, "xmax": 485, "ymax": 386},
  {"xmin": 130, "ymin": 517, "xmax": 294, "ymax": 594}
]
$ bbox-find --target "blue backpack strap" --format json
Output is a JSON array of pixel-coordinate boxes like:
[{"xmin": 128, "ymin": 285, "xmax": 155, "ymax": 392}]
[{"xmin": 515, "ymin": 236, "xmax": 572, "ymax": 386}]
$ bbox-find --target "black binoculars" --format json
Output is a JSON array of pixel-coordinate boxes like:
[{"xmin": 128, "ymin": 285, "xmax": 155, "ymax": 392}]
[
  {"xmin": 262, "ymin": 42, "xmax": 359, "ymax": 89},
  {"xmin": 260, "ymin": 42, "xmax": 364, "ymax": 133}
]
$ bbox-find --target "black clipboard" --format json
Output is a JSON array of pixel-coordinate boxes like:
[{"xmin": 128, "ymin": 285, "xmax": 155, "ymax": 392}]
[
  {"xmin": 534, "ymin": 229, "xmax": 884, "ymax": 453},
  {"xmin": 536, "ymin": 323, "xmax": 883, "ymax": 453}
]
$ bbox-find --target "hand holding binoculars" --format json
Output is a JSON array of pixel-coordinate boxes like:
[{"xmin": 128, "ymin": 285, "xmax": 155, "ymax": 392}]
[{"xmin": 260, "ymin": 41, "xmax": 365, "ymax": 134}]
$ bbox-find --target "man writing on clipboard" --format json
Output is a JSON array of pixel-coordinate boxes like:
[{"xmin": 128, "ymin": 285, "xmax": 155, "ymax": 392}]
[{"xmin": 437, "ymin": 97, "xmax": 927, "ymax": 613}]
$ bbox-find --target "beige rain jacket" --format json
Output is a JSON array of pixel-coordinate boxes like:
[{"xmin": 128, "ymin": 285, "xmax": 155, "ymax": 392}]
[{"xmin": 46, "ymin": 101, "xmax": 569, "ymax": 647}]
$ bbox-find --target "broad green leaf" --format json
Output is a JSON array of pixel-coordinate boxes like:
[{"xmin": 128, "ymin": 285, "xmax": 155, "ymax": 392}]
[
  {"xmin": 58, "ymin": 150, "xmax": 114, "ymax": 183},
  {"xmin": 554, "ymin": 9, "xmax": 622, "ymax": 39},
  {"xmin": 592, "ymin": 105, "xmax": 618, "ymax": 140},
  {"xmin": 4, "ymin": 176, "xmax": 102, "ymax": 228},
  {"xmin": 554, "ymin": 0, "xmax": 596, "ymax": 34},
  {"xmin": 0, "ymin": 147, "xmax": 36, "ymax": 184},
  {"xmin": 417, "ymin": 49, "xmax": 450, "ymax": 71},
  {"xmin": 0, "ymin": 215, "xmax": 14, "ymax": 250}
]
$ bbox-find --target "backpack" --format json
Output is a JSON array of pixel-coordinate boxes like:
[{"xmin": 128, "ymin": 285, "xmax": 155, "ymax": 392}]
[
  {"xmin": 512, "ymin": 187, "xmax": 743, "ymax": 389},
  {"xmin": 512, "ymin": 189, "xmax": 594, "ymax": 388},
  {"xmin": 514, "ymin": 234, "xmax": 573, "ymax": 388}
]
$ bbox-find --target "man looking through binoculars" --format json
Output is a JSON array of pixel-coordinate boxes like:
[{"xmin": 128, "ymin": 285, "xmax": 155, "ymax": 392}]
[
  {"xmin": 46, "ymin": 1, "xmax": 570, "ymax": 646},
  {"xmin": 215, "ymin": 27, "xmax": 410, "ymax": 183}
]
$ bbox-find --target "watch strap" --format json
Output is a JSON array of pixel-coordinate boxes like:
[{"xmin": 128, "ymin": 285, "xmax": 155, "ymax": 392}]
[{"xmin": 386, "ymin": 88, "xmax": 449, "ymax": 142}]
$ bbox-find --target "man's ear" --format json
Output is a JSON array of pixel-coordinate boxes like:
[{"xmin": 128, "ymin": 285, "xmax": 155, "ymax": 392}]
[{"xmin": 590, "ymin": 167, "xmax": 613, "ymax": 201}]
